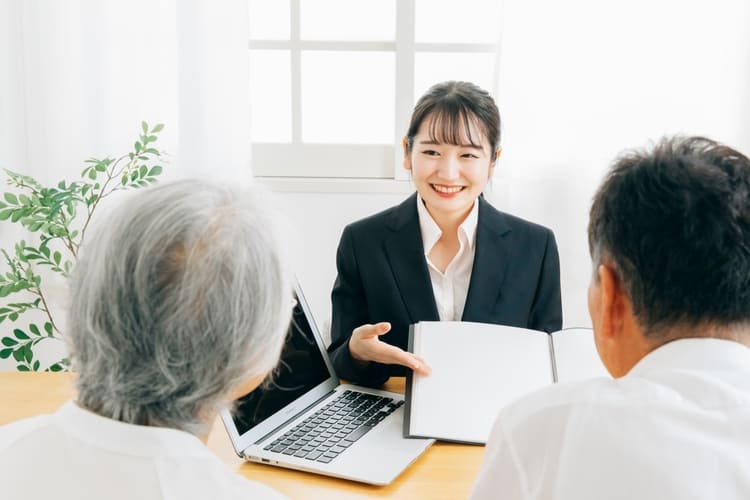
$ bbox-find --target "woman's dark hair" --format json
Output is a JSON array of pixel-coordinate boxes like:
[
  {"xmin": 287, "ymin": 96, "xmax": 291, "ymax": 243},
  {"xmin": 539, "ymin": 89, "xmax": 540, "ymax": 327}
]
[
  {"xmin": 588, "ymin": 136, "xmax": 750, "ymax": 337},
  {"xmin": 405, "ymin": 81, "xmax": 501, "ymax": 155}
]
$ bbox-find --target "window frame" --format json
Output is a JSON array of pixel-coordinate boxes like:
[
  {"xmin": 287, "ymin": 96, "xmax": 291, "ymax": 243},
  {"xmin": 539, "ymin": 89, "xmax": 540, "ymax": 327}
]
[{"xmin": 249, "ymin": 0, "xmax": 498, "ymax": 181}]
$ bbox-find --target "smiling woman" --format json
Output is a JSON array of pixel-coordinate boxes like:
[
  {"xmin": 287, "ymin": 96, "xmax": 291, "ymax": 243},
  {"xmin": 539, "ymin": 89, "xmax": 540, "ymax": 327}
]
[{"xmin": 326, "ymin": 81, "xmax": 563, "ymax": 388}]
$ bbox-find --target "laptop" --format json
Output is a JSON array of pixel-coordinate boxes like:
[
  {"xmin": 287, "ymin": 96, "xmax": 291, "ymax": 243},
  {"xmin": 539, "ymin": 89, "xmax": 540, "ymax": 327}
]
[{"xmin": 220, "ymin": 282, "xmax": 434, "ymax": 485}]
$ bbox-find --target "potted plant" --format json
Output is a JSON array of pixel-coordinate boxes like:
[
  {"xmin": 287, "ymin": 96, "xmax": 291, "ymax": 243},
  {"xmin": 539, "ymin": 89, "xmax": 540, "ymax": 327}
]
[{"xmin": 0, "ymin": 123, "xmax": 166, "ymax": 371}]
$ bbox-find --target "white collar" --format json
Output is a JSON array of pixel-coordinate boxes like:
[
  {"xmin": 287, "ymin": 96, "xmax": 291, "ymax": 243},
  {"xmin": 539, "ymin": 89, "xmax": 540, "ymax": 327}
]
[
  {"xmin": 416, "ymin": 194, "xmax": 479, "ymax": 255},
  {"xmin": 54, "ymin": 401, "xmax": 209, "ymax": 458},
  {"xmin": 629, "ymin": 337, "xmax": 750, "ymax": 378}
]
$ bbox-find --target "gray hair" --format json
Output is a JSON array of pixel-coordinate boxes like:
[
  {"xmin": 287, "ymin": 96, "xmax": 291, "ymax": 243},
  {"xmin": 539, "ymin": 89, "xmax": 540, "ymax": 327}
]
[{"xmin": 68, "ymin": 179, "xmax": 292, "ymax": 435}]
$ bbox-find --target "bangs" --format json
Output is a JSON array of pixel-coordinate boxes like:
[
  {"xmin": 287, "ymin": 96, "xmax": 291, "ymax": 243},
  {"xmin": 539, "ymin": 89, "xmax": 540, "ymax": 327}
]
[{"xmin": 424, "ymin": 106, "xmax": 486, "ymax": 149}]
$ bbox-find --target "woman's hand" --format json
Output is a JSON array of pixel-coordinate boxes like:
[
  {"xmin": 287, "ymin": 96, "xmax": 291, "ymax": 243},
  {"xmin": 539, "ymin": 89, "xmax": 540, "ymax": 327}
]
[{"xmin": 348, "ymin": 322, "xmax": 431, "ymax": 376}]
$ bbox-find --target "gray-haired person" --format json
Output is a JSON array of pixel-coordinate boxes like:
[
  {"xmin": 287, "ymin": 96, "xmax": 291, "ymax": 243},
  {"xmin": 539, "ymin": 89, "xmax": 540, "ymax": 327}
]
[
  {"xmin": 0, "ymin": 180, "xmax": 292, "ymax": 500},
  {"xmin": 471, "ymin": 136, "xmax": 750, "ymax": 499}
]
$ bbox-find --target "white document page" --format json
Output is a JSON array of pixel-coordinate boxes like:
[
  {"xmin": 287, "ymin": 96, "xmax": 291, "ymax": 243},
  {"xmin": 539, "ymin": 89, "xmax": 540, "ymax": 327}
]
[
  {"xmin": 551, "ymin": 328, "xmax": 609, "ymax": 383},
  {"xmin": 409, "ymin": 321, "xmax": 553, "ymax": 444}
]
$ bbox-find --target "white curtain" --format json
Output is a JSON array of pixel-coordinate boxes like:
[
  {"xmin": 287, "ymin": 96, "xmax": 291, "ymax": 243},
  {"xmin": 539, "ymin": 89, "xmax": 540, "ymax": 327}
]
[
  {"xmin": 492, "ymin": 0, "xmax": 750, "ymax": 328},
  {"xmin": 0, "ymin": 0, "xmax": 252, "ymax": 185},
  {"xmin": 0, "ymin": 0, "xmax": 252, "ymax": 369}
]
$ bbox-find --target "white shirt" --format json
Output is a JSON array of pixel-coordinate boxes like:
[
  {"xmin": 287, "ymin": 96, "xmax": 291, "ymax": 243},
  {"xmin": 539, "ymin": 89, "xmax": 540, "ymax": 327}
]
[
  {"xmin": 471, "ymin": 338, "xmax": 750, "ymax": 500},
  {"xmin": 417, "ymin": 195, "xmax": 478, "ymax": 321},
  {"xmin": 0, "ymin": 401, "xmax": 286, "ymax": 500}
]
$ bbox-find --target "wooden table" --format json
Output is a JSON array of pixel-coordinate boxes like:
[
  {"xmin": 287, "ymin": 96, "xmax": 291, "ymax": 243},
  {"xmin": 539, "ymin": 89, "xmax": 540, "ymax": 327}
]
[{"xmin": 0, "ymin": 372, "xmax": 485, "ymax": 499}]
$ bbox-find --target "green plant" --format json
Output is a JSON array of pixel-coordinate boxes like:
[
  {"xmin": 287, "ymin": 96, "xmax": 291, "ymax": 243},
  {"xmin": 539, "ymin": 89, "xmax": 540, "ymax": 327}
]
[{"xmin": 0, "ymin": 122, "xmax": 166, "ymax": 371}]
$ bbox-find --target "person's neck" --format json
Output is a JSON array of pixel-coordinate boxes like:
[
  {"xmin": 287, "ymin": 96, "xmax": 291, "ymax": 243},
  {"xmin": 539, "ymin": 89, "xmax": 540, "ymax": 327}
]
[
  {"xmin": 647, "ymin": 321, "xmax": 750, "ymax": 350},
  {"xmin": 426, "ymin": 204, "xmax": 473, "ymax": 238}
]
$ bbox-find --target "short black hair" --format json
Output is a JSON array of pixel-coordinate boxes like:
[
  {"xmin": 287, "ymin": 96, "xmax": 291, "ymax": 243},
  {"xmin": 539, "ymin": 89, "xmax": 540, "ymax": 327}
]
[
  {"xmin": 588, "ymin": 136, "xmax": 750, "ymax": 337},
  {"xmin": 405, "ymin": 81, "xmax": 501, "ymax": 155}
]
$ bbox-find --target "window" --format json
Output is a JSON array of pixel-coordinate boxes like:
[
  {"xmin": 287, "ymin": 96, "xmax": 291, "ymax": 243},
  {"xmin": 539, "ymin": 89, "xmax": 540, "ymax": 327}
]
[{"xmin": 249, "ymin": 0, "xmax": 501, "ymax": 179}]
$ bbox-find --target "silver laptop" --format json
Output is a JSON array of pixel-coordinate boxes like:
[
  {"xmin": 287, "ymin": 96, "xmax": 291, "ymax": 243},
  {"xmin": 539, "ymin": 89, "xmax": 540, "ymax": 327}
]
[{"xmin": 221, "ymin": 283, "xmax": 434, "ymax": 485}]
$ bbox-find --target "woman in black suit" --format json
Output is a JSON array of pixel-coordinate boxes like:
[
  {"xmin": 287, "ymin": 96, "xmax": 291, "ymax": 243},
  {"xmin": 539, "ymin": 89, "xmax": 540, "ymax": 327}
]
[{"xmin": 328, "ymin": 81, "xmax": 562, "ymax": 387}]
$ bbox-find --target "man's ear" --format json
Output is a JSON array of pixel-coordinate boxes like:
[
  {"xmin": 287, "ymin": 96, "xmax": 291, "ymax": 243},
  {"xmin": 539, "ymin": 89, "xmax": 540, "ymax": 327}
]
[
  {"xmin": 596, "ymin": 263, "xmax": 624, "ymax": 341},
  {"xmin": 595, "ymin": 262, "xmax": 650, "ymax": 377},
  {"xmin": 402, "ymin": 136, "xmax": 412, "ymax": 171}
]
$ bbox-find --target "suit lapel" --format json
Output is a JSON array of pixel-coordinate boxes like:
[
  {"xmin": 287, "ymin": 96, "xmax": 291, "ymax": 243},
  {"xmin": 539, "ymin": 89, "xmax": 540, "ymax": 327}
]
[
  {"xmin": 384, "ymin": 194, "xmax": 439, "ymax": 323},
  {"xmin": 462, "ymin": 197, "xmax": 512, "ymax": 322}
]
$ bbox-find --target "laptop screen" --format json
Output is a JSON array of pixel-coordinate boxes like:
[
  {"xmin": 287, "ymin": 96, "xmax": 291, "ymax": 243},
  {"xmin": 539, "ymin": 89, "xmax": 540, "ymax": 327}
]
[{"xmin": 231, "ymin": 292, "xmax": 332, "ymax": 435}]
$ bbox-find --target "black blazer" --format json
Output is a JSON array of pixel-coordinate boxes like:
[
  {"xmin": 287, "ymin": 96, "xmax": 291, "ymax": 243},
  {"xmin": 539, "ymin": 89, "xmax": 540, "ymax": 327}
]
[{"xmin": 328, "ymin": 193, "xmax": 562, "ymax": 387}]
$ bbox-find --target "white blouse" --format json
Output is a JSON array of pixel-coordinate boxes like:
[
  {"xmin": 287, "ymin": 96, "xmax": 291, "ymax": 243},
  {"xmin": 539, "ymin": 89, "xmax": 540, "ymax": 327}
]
[
  {"xmin": 416, "ymin": 195, "xmax": 479, "ymax": 321},
  {"xmin": 0, "ymin": 401, "xmax": 286, "ymax": 500}
]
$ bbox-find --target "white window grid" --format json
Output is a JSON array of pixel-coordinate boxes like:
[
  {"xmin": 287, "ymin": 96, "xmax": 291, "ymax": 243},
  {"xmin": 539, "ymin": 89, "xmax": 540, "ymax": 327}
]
[{"xmin": 250, "ymin": 0, "xmax": 498, "ymax": 179}]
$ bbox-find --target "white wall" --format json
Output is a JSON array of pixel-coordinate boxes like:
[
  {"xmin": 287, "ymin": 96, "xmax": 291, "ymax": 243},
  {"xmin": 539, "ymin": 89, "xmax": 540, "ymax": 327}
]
[
  {"xmin": 495, "ymin": 0, "xmax": 750, "ymax": 328},
  {"xmin": 272, "ymin": 0, "xmax": 750, "ymax": 341},
  {"xmin": 274, "ymin": 191, "xmax": 406, "ymax": 344}
]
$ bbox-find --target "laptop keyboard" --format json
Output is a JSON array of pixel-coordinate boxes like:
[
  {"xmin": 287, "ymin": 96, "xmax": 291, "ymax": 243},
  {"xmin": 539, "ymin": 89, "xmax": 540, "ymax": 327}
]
[{"xmin": 263, "ymin": 390, "xmax": 404, "ymax": 463}]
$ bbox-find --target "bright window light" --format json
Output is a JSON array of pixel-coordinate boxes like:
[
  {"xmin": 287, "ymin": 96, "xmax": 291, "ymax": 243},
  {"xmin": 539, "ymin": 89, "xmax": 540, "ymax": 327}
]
[
  {"xmin": 301, "ymin": 0, "xmax": 396, "ymax": 41},
  {"xmin": 249, "ymin": 0, "xmax": 290, "ymax": 40},
  {"xmin": 301, "ymin": 51, "xmax": 395, "ymax": 144},
  {"xmin": 414, "ymin": 52, "xmax": 497, "ymax": 101},
  {"xmin": 249, "ymin": 50, "xmax": 292, "ymax": 142},
  {"xmin": 415, "ymin": 0, "xmax": 501, "ymax": 44}
]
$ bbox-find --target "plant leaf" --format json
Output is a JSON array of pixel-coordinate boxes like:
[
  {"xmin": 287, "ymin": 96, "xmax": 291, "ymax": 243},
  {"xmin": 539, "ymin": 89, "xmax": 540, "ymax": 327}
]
[
  {"xmin": 1, "ymin": 336, "xmax": 17, "ymax": 346},
  {"xmin": 0, "ymin": 348, "xmax": 12, "ymax": 359},
  {"xmin": 13, "ymin": 328, "xmax": 29, "ymax": 340},
  {"xmin": 29, "ymin": 323, "xmax": 40, "ymax": 336},
  {"xmin": 4, "ymin": 193, "xmax": 18, "ymax": 205}
]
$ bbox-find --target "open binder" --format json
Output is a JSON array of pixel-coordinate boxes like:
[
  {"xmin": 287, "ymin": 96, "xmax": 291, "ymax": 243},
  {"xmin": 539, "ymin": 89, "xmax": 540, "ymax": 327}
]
[{"xmin": 403, "ymin": 322, "xmax": 609, "ymax": 444}]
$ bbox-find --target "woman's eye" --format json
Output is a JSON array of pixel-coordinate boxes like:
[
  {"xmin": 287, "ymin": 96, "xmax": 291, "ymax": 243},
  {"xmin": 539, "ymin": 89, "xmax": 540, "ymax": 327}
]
[
  {"xmin": 462, "ymin": 153, "xmax": 479, "ymax": 159},
  {"xmin": 422, "ymin": 150, "xmax": 439, "ymax": 156}
]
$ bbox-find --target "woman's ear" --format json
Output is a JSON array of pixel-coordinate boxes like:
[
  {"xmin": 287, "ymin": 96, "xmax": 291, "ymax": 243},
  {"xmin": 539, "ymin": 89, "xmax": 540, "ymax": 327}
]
[
  {"xmin": 402, "ymin": 136, "xmax": 412, "ymax": 171},
  {"xmin": 488, "ymin": 147, "xmax": 501, "ymax": 178}
]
